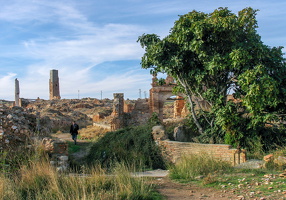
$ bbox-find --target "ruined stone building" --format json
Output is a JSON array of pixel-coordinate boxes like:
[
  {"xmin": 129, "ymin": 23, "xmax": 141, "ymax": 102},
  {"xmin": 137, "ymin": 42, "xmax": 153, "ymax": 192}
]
[
  {"xmin": 49, "ymin": 69, "xmax": 61, "ymax": 100},
  {"xmin": 149, "ymin": 74, "xmax": 187, "ymax": 121}
]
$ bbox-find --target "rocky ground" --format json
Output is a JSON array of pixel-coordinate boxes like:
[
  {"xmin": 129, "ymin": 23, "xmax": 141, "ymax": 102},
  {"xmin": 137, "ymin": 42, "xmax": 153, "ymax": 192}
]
[{"xmin": 154, "ymin": 177, "xmax": 240, "ymax": 200}]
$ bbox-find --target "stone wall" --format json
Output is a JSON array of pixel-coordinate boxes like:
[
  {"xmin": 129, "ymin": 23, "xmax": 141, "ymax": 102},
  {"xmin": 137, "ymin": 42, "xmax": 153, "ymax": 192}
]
[
  {"xmin": 41, "ymin": 137, "xmax": 69, "ymax": 172},
  {"xmin": 92, "ymin": 113, "xmax": 105, "ymax": 122},
  {"xmin": 152, "ymin": 126, "xmax": 246, "ymax": 166},
  {"xmin": 0, "ymin": 105, "xmax": 35, "ymax": 151}
]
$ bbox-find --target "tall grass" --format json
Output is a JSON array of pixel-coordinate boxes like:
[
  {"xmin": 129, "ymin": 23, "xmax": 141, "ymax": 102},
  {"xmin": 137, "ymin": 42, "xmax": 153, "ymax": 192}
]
[
  {"xmin": 169, "ymin": 153, "xmax": 233, "ymax": 180},
  {"xmin": 0, "ymin": 157, "xmax": 162, "ymax": 200}
]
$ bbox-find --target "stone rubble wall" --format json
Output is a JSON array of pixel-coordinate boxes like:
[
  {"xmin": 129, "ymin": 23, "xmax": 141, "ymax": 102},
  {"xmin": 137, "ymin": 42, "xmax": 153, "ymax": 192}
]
[
  {"xmin": 41, "ymin": 137, "xmax": 69, "ymax": 172},
  {"xmin": 0, "ymin": 105, "xmax": 35, "ymax": 151}
]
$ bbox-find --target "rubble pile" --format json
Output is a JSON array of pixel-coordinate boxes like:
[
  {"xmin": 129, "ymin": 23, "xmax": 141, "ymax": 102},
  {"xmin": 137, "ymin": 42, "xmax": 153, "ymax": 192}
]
[
  {"xmin": 263, "ymin": 154, "xmax": 286, "ymax": 168},
  {"xmin": 0, "ymin": 98, "xmax": 112, "ymax": 151},
  {"xmin": 26, "ymin": 99, "xmax": 113, "ymax": 132},
  {"xmin": 0, "ymin": 105, "xmax": 36, "ymax": 151}
]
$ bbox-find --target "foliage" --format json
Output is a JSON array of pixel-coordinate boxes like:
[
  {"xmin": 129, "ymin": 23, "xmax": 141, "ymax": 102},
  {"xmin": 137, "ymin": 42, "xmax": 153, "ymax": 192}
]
[
  {"xmin": 137, "ymin": 7, "xmax": 286, "ymax": 149},
  {"xmin": 85, "ymin": 125, "xmax": 166, "ymax": 170},
  {"xmin": 148, "ymin": 112, "xmax": 161, "ymax": 127}
]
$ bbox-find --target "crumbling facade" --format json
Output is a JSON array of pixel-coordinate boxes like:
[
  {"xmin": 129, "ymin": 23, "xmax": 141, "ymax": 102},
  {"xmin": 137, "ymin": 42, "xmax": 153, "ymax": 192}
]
[
  {"xmin": 174, "ymin": 96, "xmax": 186, "ymax": 118},
  {"xmin": 49, "ymin": 69, "xmax": 61, "ymax": 100},
  {"xmin": 149, "ymin": 74, "xmax": 187, "ymax": 121}
]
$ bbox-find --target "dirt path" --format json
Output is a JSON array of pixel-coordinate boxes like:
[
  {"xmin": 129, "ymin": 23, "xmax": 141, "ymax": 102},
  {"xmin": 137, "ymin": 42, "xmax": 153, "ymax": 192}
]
[
  {"xmin": 52, "ymin": 133, "xmax": 240, "ymax": 200},
  {"xmin": 152, "ymin": 177, "xmax": 240, "ymax": 200},
  {"xmin": 51, "ymin": 132, "xmax": 90, "ymax": 160}
]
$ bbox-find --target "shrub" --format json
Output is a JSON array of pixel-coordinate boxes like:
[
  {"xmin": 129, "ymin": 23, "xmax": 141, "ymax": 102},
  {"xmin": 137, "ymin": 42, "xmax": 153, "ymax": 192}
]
[{"xmin": 85, "ymin": 125, "xmax": 166, "ymax": 170}]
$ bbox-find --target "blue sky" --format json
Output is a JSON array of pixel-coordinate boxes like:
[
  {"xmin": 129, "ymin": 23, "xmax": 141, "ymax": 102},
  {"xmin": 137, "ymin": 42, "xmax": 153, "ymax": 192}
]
[{"xmin": 0, "ymin": 0, "xmax": 285, "ymax": 100}]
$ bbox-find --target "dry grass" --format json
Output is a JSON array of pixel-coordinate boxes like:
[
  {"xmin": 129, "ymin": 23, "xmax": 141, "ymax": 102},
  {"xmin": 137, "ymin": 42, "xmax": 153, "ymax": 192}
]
[
  {"xmin": 0, "ymin": 158, "xmax": 161, "ymax": 200},
  {"xmin": 79, "ymin": 125, "xmax": 110, "ymax": 140}
]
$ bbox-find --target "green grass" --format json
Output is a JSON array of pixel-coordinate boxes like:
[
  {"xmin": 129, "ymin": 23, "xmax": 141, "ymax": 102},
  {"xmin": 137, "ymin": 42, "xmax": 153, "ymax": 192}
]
[
  {"xmin": 67, "ymin": 141, "xmax": 82, "ymax": 154},
  {"xmin": 169, "ymin": 153, "xmax": 233, "ymax": 180}
]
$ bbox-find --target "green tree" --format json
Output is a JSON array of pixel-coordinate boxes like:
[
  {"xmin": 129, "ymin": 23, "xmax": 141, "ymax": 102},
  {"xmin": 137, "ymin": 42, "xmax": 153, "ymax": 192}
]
[{"xmin": 138, "ymin": 7, "xmax": 286, "ymax": 147}]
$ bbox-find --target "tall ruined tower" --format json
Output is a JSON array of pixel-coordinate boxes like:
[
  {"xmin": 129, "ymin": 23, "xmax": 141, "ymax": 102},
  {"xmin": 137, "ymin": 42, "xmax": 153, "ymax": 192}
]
[
  {"xmin": 49, "ymin": 69, "xmax": 61, "ymax": 100},
  {"xmin": 15, "ymin": 78, "xmax": 20, "ymax": 106}
]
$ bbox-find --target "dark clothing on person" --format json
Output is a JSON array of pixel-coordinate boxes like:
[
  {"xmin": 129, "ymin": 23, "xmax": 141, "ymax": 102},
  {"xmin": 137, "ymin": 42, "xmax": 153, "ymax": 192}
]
[
  {"xmin": 70, "ymin": 123, "xmax": 79, "ymax": 135},
  {"xmin": 70, "ymin": 122, "xmax": 79, "ymax": 145}
]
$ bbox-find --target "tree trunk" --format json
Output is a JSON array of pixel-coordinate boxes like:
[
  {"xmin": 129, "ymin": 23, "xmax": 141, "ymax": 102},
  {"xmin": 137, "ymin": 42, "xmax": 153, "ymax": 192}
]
[{"xmin": 177, "ymin": 77, "xmax": 204, "ymax": 134}]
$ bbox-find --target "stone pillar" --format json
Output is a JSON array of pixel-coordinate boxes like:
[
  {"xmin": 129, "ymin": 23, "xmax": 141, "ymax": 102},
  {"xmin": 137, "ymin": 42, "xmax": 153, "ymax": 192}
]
[
  {"xmin": 111, "ymin": 93, "xmax": 124, "ymax": 130},
  {"xmin": 49, "ymin": 69, "xmax": 61, "ymax": 100},
  {"xmin": 111, "ymin": 93, "xmax": 124, "ymax": 116},
  {"xmin": 15, "ymin": 78, "xmax": 20, "ymax": 106},
  {"xmin": 174, "ymin": 96, "xmax": 185, "ymax": 118}
]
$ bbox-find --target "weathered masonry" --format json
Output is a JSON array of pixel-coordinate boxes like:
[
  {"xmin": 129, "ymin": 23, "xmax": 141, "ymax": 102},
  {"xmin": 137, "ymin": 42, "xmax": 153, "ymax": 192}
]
[
  {"xmin": 152, "ymin": 126, "xmax": 246, "ymax": 166},
  {"xmin": 49, "ymin": 69, "xmax": 61, "ymax": 100},
  {"xmin": 149, "ymin": 74, "xmax": 187, "ymax": 121}
]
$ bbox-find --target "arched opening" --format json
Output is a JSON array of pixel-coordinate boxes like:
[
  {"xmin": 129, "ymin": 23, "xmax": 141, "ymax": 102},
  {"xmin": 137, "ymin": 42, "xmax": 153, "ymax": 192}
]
[{"xmin": 162, "ymin": 96, "xmax": 175, "ymax": 121}]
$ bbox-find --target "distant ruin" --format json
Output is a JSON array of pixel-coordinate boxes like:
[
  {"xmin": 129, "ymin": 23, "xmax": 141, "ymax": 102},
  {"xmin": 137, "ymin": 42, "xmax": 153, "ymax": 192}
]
[
  {"xmin": 49, "ymin": 69, "xmax": 61, "ymax": 100},
  {"xmin": 15, "ymin": 78, "xmax": 21, "ymax": 107},
  {"xmin": 99, "ymin": 74, "xmax": 189, "ymax": 130},
  {"xmin": 110, "ymin": 93, "xmax": 125, "ymax": 130}
]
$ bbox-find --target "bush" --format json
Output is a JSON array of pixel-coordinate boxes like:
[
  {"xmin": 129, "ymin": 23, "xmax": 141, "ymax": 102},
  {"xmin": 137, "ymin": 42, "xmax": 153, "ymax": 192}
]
[{"xmin": 85, "ymin": 125, "xmax": 166, "ymax": 170}]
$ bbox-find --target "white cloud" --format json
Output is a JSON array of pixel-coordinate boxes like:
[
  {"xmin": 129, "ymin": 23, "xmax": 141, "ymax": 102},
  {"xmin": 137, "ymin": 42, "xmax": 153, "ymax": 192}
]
[
  {"xmin": 22, "ymin": 22, "xmax": 145, "ymax": 61},
  {"xmin": 0, "ymin": 73, "xmax": 17, "ymax": 100},
  {"xmin": 62, "ymin": 69, "xmax": 151, "ymax": 100},
  {"xmin": 0, "ymin": 0, "xmax": 285, "ymax": 101}
]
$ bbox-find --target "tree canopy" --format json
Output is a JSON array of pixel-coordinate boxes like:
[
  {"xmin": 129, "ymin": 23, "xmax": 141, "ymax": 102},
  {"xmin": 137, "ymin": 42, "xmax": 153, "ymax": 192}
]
[{"xmin": 138, "ymin": 7, "xmax": 286, "ymax": 149}]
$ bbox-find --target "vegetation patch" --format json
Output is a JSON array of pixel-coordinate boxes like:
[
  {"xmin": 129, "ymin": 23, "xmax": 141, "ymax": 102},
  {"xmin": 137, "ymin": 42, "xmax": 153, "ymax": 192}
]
[
  {"xmin": 85, "ymin": 125, "xmax": 166, "ymax": 170},
  {"xmin": 0, "ymin": 158, "xmax": 163, "ymax": 200},
  {"xmin": 169, "ymin": 153, "xmax": 233, "ymax": 180}
]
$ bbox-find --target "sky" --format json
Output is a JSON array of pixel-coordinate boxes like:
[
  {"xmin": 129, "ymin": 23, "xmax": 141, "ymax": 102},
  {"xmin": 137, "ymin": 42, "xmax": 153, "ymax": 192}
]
[{"xmin": 0, "ymin": 0, "xmax": 285, "ymax": 101}]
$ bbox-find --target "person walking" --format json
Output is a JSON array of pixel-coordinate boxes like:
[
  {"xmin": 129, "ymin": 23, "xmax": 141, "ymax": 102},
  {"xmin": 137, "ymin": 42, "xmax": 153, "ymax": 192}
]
[{"xmin": 70, "ymin": 121, "xmax": 79, "ymax": 145}]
